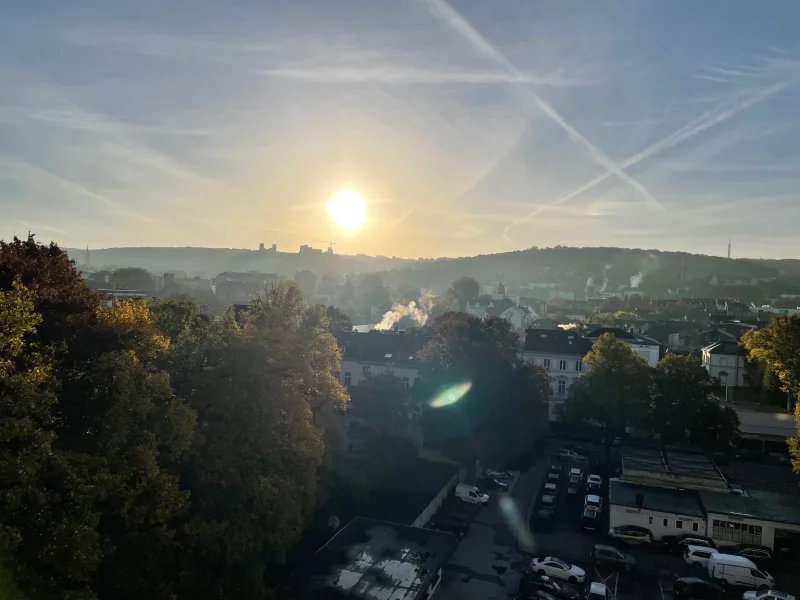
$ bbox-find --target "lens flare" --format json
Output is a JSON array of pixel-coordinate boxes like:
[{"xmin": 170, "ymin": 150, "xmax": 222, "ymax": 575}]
[{"xmin": 429, "ymin": 381, "xmax": 472, "ymax": 408}]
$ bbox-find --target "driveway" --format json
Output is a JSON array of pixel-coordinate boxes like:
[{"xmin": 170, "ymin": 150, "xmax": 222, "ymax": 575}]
[{"xmin": 439, "ymin": 461, "xmax": 548, "ymax": 600}]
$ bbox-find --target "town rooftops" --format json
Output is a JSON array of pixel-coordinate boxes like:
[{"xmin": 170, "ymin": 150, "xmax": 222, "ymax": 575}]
[
  {"xmin": 298, "ymin": 517, "xmax": 458, "ymax": 600},
  {"xmin": 584, "ymin": 327, "xmax": 638, "ymax": 341},
  {"xmin": 621, "ymin": 445, "xmax": 728, "ymax": 491},
  {"xmin": 522, "ymin": 328, "xmax": 594, "ymax": 356},
  {"xmin": 610, "ymin": 479, "xmax": 706, "ymax": 519},
  {"xmin": 336, "ymin": 330, "xmax": 432, "ymax": 366},
  {"xmin": 702, "ymin": 341, "xmax": 747, "ymax": 356},
  {"xmin": 699, "ymin": 490, "xmax": 800, "ymax": 528}
]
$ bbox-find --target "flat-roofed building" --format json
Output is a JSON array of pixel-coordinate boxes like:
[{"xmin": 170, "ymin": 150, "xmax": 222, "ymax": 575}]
[{"xmin": 621, "ymin": 446, "xmax": 728, "ymax": 492}]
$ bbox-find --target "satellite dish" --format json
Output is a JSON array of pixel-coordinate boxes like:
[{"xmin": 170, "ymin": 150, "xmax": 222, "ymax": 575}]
[{"xmin": 327, "ymin": 516, "xmax": 340, "ymax": 530}]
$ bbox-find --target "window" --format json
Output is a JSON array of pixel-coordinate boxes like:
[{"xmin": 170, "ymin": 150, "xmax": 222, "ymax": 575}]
[
  {"xmin": 576, "ymin": 361, "xmax": 583, "ymax": 372},
  {"xmin": 648, "ymin": 516, "xmax": 653, "ymax": 525},
  {"xmin": 718, "ymin": 371, "xmax": 728, "ymax": 385},
  {"xmin": 401, "ymin": 376, "xmax": 410, "ymax": 390},
  {"xmin": 693, "ymin": 522, "xmax": 699, "ymax": 532},
  {"xmin": 362, "ymin": 365, "xmax": 371, "ymax": 377},
  {"xmin": 557, "ymin": 379, "xmax": 567, "ymax": 395},
  {"xmin": 663, "ymin": 518, "xmax": 669, "ymax": 527},
  {"xmin": 676, "ymin": 520, "xmax": 683, "ymax": 529},
  {"xmin": 344, "ymin": 372, "xmax": 351, "ymax": 388},
  {"xmin": 543, "ymin": 358, "xmax": 551, "ymax": 368},
  {"xmin": 712, "ymin": 519, "xmax": 763, "ymax": 545},
  {"xmin": 743, "ymin": 373, "xmax": 750, "ymax": 385},
  {"xmin": 559, "ymin": 360, "xmax": 567, "ymax": 371}
]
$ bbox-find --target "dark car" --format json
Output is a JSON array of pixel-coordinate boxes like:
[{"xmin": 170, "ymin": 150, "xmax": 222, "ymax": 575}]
[
  {"xmin": 477, "ymin": 476, "xmax": 509, "ymax": 491},
  {"xmin": 581, "ymin": 506, "xmax": 601, "ymax": 531},
  {"xmin": 673, "ymin": 577, "xmax": 724, "ymax": 600},
  {"xmin": 549, "ymin": 464, "xmax": 563, "ymax": 474},
  {"xmin": 519, "ymin": 572, "xmax": 579, "ymax": 600},
  {"xmin": 427, "ymin": 515, "xmax": 469, "ymax": 538},
  {"xmin": 717, "ymin": 544, "xmax": 773, "ymax": 566},
  {"xmin": 661, "ymin": 533, "xmax": 716, "ymax": 554},
  {"xmin": 532, "ymin": 507, "xmax": 556, "ymax": 532},
  {"xmin": 591, "ymin": 544, "xmax": 636, "ymax": 571}
]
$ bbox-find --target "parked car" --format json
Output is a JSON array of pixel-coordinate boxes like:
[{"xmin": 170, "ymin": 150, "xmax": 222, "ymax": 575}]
[
  {"xmin": 672, "ymin": 577, "xmax": 724, "ymax": 600},
  {"xmin": 533, "ymin": 507, "xmax": 556, "ymax": 532},
  {"xmin": 455, "ymin": 483, "xmax": 489, "ymax": 505},
  {"xmin": 516, "ymin": 591, "xmax": 557, "ymax": 600},
  {"xmin": 568, "ymin": 467, "xmax": 583, "ymax": 481},
  {"xmin": 581, "ymin": 506, "xmax": 601, "ymax": 531},
  {"xmin": 557, "ymin": 449, "xmax": 586, "ymax": 461},
  {"xmin": 478, "ymin": 476, "xmax": 509, "ymax": 491},
  {"xmin": 587, "ymin": 474, "xmax": 602, "ymax": 487},
  {"xmin": 427, "ymin": 514, "xmax": 470, "ymax": 538},
  {"xmin": 544, "ymin": 482, "xmax": 559, "ymax": 496},
  {"xmin": 608, "ymin": 525, "xmax": 653, "ymax": 545},
  {"xmin": 549, "ymin": 464, "xmax": 563, "ymax": 474},
  {"xmin": 539, "ymin": 494, "xmax": 557, "ymax": 509},
  {"xmin": 547, "ymin": 472, "xmax": 561, "ymax": 484},
  {"xmin": 661, "ymin": 534, "xmax": 716, "ymax": 554},
  {"xmin": 591, "ymin": 545, "xmax": 636, "ymax": 571},
  {"xmin": 684, "ymin": 546, "xmax": 719, "ymax": 571},
  {"xmin": 529, "ymin": 557, "xmax": 586, "ymax": 583},
  {"xmin": 584, "ymin": 494, "xmax": 602, "ymax": 512},
  {"xmin": 708, "ymin": 554, "xmax": 774, "ymax": 590},
  {"xmin": 587, "ymin": 582, "xmax": 608, "ymax": 600},
  {"xmin": 486, "ymin": 469, "xmax": 514, "ymax": 480},
  {"xmin": 518, "ymin": 572, "xmax": 580, "ymax": 600},
  {"xmin": 566, "ymin": 483, "xmax": 580, "ymax": 502},
  {"xmin": 742, "ymin": 591, "xmax": 795, "ymax": 600},
  {"xmin": 717, "ymin": 544, "xmax": 773, "ymax": 567}
]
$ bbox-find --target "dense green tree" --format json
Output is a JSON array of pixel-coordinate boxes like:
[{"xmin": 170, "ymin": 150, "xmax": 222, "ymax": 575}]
[
  {"xmin": 0, "ymin": 238, "xmax": 195, "ymax": 600},
  {"xmin": 448, "ymin": 277, "xmax": 480, "ymax": 310},
  {"xmin": 418, "ymin": 313, "xmax": 549, "ymax": 466},
  {"xmin": 109, "ymin": 267, "xmax": 155, "ymax": 293},
  {"xmin": 647, "ymin": 354, "xmax": 740, "ymax": 450},
  {"xmin": 325, "ymin": 305, "xmax": 353, "ymax": 332},
  {"xmin": 742, "ymin": 317, "xmax": 800, "ymax": 471},
  {"xmin": 562, "ymin": 333, "xmax": 651, "ymax": 446},
  {"xmin": 358, "ymin": 374, "xmax": 411, "ymax": 435}
]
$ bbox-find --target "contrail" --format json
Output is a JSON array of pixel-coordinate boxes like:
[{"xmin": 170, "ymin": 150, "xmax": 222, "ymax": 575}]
[
  {"xmin": 503, "ymin": 77, "xmax": 793, "ymax": 236},
  {"xmin": 421, "ymin": 0, "xmax": 664, "ymax": 213}
]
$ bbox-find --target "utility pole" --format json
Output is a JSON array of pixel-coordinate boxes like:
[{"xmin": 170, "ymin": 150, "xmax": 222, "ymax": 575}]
[{"xmin": 728, "ymin": 239, "xmax": 731, "ymax": 260}]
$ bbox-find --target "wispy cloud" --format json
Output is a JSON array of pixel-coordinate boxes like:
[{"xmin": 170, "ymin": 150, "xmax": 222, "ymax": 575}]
[
  {"xmin": 261, "ymin": 65, "xmax": 586, "ymax": 86},
  {"xmin": 420, "ymin": 0, "xmax": 665, "ymax": 220},
  {"xmin": 503, "ymin": 69, "xmax": 797, "ymax": 236},
  {"xmin": 13, "ymin": 220, "xmax": 68, "ymax": 236}
]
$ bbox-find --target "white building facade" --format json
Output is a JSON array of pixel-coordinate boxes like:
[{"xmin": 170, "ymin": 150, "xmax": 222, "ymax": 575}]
[{"xmin": 701, "ymin": 341, "xmax": 748, "ymax": 387}]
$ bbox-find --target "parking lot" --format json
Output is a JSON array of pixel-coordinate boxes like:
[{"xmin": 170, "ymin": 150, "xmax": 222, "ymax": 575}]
[{"xmin": 436, "ymin": 440, "xmax": 799, "ymax": 600}]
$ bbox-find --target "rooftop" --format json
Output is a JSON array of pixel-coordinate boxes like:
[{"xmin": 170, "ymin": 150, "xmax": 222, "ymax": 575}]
[
  {"xmin": 522, "ymin": 328, "xmax": 594, "ymax": 356},
  {"xmin": 584, "ymin": 327, "xmax": 638, "ymax": 340},
  {"xmin": 702, "ymin": 341, "xmax": 747, "ymax": 356},
  {"xmin": 621, "ymin": 446, "xmax": 728, "ymax": 491},
  {"xmin": 336, "ymin": 330, "xmax": 432, "ymax": 366},
  {"xmin": 699, "ymin": 490, "xmax": 800, "ymax": 528},
  {"xmin": 298, "ymin": 517, "xmax": 458, "ymax": 600},
  {"xmin": 609, "ymin": 479, "xmax": 706, "ymax": 519}
]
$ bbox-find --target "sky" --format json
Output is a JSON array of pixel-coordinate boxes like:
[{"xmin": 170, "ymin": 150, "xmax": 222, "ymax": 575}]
[{"xmin": 1, "ymin": 1, "xmax": 799, "ymax": 259}]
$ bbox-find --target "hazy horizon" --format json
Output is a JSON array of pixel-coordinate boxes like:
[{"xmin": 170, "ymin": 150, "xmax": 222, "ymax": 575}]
[{"xmin": 2, "ymin": 1, "xmax": 799, "ymax": 258}]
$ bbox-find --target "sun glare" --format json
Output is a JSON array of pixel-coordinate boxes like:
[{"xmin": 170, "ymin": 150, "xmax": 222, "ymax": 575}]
[{"xmin": 326, "ymin": 188, "xmax": 367, "ymax": 231}]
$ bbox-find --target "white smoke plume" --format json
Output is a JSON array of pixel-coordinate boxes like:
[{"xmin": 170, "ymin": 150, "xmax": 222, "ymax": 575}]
[
  {"xmin": 558, "ymin": 323, "xmax": 578, "ymax": 331},
  {"xmin": 630, "ymin": 272, "xmax": 644, "ymax": 288},
  {"xmin": 585, "ymin": 276, "xmax": 596, "ymax": 294},
  {"xmin": 599, "ymin": 278, "xmax": 609, "ymax": 293},
  {"xmin": 375, "ymin": 289, "xmax": 437, "ymax": 331}
]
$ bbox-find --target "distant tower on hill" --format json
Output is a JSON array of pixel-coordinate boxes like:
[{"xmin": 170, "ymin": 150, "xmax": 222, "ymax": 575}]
[
  {"xmin": 84, "ymin": 245, "xmax": 90, "ymax": 266},
  {"xmin": 727, "ymin": 239, "xmax": 731, "ymax": 260}
]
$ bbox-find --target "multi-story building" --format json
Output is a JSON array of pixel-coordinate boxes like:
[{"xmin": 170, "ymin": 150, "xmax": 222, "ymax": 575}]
[
  {"xmin": 701, "ymin": 341, "xmax": 748, "ymax": 387},
  {"xmin": 522, "ymin": 329, "xmax": 593, "ymax": 420},
  {"xmin": 584, "ymin": 327, "xmax": 661, "ymax": 367},
  {"xmin": 335, "ymin": 330, "xmax": 432, "ymax": 390}
]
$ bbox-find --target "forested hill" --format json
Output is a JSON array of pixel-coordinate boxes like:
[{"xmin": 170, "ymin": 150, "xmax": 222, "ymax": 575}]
[{"xmin": 64, "ymin": 245, "xmax": 800, "ymax": 298}]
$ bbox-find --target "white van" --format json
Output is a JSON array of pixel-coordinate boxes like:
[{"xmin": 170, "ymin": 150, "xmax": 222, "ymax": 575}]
[
  {"xmin": 455, "ymin": 483, "xmax": 489, "ymax": 505},
  {"xmin": 708, "ymin": 553, "xmax": 774, "ymax": 590}
]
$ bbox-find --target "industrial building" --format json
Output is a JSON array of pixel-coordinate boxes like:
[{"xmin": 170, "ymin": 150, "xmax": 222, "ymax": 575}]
[{"xmin": 609, "ymin": 445, "xmax": 800, "ymax": 552}]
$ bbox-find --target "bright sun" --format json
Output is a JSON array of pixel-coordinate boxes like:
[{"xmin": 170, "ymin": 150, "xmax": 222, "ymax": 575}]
[{"xmin": 326, "ymin": 188, "xmax": 367, "ymax": 231}]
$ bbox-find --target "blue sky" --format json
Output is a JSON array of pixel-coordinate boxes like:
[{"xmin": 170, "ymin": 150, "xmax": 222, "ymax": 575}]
[{"xmin": 1, "ymin": 0, "xmax": 799, "ymax": 258}]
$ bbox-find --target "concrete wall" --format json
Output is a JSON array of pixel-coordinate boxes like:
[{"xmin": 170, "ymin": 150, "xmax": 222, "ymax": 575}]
[
  {"xmin": 609, "ymin": 504, "xmax": 707, "ymax": 540},
  {"xmin": 412, "ymin": 470, "xmax": 463, "ymax": 528}
]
